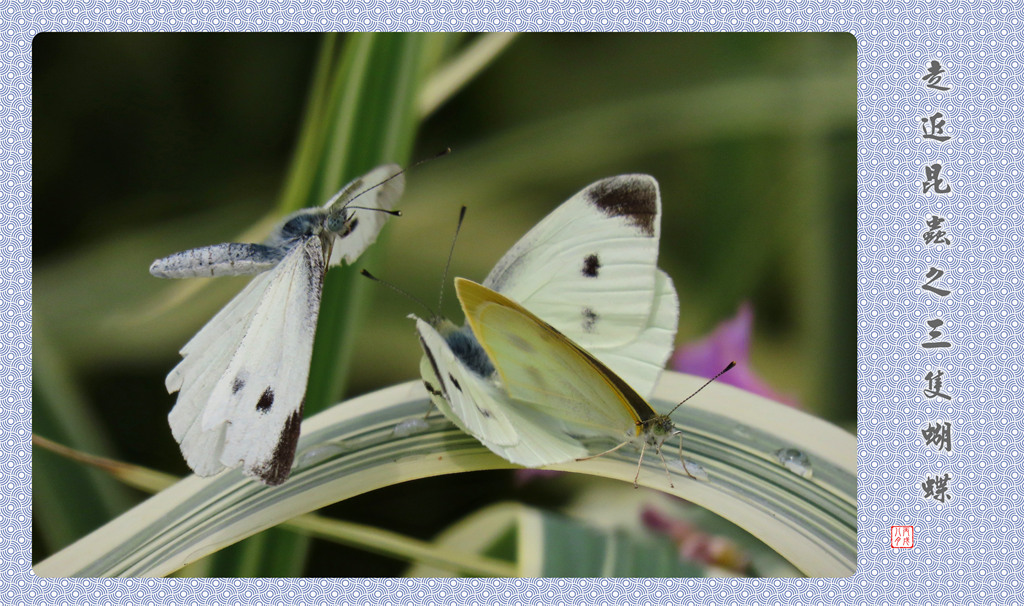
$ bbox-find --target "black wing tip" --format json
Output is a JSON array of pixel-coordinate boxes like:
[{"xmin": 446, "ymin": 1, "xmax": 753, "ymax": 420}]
[
  {"xmin": 252, "ymin": 409, "xmax": 303, "ymax": 486},
  {"xmin": 584, "ymin": 174, "xmax": 659, "ymax": 236},
  {"xmin": 257, "ymin": 467, "xmax": 290, "ymax": 486}
]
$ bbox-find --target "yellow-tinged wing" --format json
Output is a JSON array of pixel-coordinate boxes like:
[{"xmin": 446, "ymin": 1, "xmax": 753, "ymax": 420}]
[{"xmin": 456, "ymin": 277, "xmax": 657, "ymax": 438}]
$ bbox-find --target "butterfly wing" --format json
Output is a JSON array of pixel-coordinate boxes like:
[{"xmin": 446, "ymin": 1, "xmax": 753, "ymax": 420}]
[
  {"xmin": 166, "ymin": 268, "xmax": 276, "ymax": 477},
  {"xmin": 482, "ymin": 174, "xmax": 677, "ymax": 398},
  {"xmin": 167, "ymin": 236, "xmax": 325, "ymax": 485},
  {"xmin": 325, "ymin": 164, "xmax": 405, "ymax": 266},
  {"xmin": 415, "ymin": 316, "xmax": 589, "ymax": 466},
  {"xmin": 582, "ymin": 268, "xmax": 677, "ymax": 398},
  {"xmin": 457, "ymin": 278, "xmax": 652, "ymax": 439}
]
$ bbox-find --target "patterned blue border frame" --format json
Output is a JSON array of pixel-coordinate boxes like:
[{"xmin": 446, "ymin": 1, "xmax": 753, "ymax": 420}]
[{"xmin": 8, "ymin": 2, "xmax": 1022, "ymax": 604}]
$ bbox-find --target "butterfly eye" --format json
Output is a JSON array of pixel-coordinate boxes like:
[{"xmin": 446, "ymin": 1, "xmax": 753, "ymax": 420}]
[{"xmin": 326, "ymin": 210, "xmax": 352, "ymax": 234}]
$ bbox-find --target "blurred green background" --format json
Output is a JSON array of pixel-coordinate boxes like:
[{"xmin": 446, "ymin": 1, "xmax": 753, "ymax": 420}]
[{"xmin": 33, "ymin": 33, "xmax": 855, "ymax": 574}]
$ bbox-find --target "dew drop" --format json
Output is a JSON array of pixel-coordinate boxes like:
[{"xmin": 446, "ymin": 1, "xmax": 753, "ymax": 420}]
[
  {"xmin": 393, "ymin": 418, "xmax": 430, "ymax": 437},
  {"xmin": 295, "ymin": 443, "xmax": 347, "ymax": 468},
  {"xmin": 776, "ymin": 448, "xmax": 813, "ymax": 478}
]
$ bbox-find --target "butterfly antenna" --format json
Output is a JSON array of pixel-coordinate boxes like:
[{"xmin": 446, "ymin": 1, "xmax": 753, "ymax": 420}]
[
  {"xmin": 437, "ymin": 205, "xmax": 468, "ymax": 313},
  {"xmin": 346, "ymin": 205, "xmax": 402, "ymax": 216},
  {"xmin": 344, "ymin": 147, "xmax": 452, "ymax": 210},
  {"xmin": 360, "ymin": 269, "xmax": 436, "ymax": 319},
  {"xmin": 665, "ymin": 361, "xmax": 737, "ymax": 417}
]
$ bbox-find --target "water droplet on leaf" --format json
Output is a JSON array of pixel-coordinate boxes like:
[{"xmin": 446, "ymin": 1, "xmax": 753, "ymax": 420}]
[{"xmin": 776, "ymin": 448, "xmax": 813, "ymax": 478}]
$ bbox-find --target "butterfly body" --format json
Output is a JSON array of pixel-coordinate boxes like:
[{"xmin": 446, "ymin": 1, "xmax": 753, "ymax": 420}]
[{"xmin": 153, "ymin": 164, "xmax": 404, "ymax": 485}]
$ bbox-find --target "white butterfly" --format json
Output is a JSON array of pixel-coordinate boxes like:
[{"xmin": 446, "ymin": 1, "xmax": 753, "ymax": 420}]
[
  {"xmin": 415, "ymin": 174, "xmax": 680, "ymax": 475},
  {"xmin": 152, "ymin": 164, "xmax": 404, "ymax": 485}
]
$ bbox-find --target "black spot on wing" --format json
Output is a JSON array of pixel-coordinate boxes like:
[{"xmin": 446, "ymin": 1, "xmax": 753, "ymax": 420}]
[
  {"xmin": 582, "ymin": 307, "xmax": 599, "ymax": 333},
  {"xmin": 423, "ymin": 380, "xmax": 443, "ymax": 398},
  {"xmin": 582, "ymin": 254, "xmax": 601, "ymax": 278},
  {"xmin": 476, "ymin": 405, "xmax": 492, "ymax": 419},
  {"xmin": 256, "ymin": 387, "xmax": 274, "ymax": 412},
  {"xmin": 586, "ymin": 176, "xmax": 657, "ymax": 236},
  {"xmin": 449, "ymin": 374, "xmax": 462, "ymax": 392},
  {"xmin": 253, "ymin": 408, "xmax": 303, "ymax": 486},
  {"xmin": 419, "ymin": 336, "xmax": 449, "ymax": 400},
  {"xmin": 232, "ymin": 377, "xmax": 245, "ymax": 395}
]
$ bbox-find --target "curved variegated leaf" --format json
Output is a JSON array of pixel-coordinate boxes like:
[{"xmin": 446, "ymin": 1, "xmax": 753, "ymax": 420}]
[{"xmin": 36, "ymin": 371, "xmax": 855, "ymax": 578}]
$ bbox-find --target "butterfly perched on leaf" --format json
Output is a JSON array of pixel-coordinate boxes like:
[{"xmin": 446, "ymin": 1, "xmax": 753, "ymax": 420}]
[{"xmin": 415, "ymin": 174, "xmax": 690, "ymax": 484}]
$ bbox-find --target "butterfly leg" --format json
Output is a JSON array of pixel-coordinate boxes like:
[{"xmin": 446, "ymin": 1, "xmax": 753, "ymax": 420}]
[
  {"xmin": 675, "ymin": 430, "xmax": 696, "ymax": 480},
  {"xmin": 632, "ymin": 440, "xmax": 648, "ymax": 488},
  {"xmin": 576, "ymin": 439, "xmax": 649, "ymax": 489},
  {"xmin": 576, "ymin": 439, "xmax": 630, "ymax": 462},
  {"xmin": 654, "ymin": 444, "xmax": 675, "ymax": 489}
]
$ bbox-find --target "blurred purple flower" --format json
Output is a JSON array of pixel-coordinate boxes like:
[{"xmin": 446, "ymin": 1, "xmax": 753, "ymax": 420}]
[
  {"xmin": 641, "ymin": 506, "xmax": 750, "ymax": 572},
  {"xmin": 671, "ymin": 302, "xmax": 797, "ymax": 407}
]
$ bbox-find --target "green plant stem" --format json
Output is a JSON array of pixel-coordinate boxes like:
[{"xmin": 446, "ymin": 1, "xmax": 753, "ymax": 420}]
[
  {"xmin": 288, "ymin": 515, "xmax": 516, "ymax": 577},
  {"xmin": 418, "ymin": 33, "xmax": 519, "ymax": 116}
]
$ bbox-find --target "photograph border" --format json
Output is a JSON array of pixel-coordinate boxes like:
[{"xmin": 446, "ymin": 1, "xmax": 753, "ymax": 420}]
[{"xmin": 8, "ymin": 2, "xmax": 1020, "ymax": 603}]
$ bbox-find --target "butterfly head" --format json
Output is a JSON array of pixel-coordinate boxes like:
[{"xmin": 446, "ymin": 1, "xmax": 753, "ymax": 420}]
[
  {"xmin": 640, "ymin": 414, "xmax": 676, "ymax": 443},
  {"xmin": 325, "ymin": 206, "xmax": 356, "ymax": 236}
]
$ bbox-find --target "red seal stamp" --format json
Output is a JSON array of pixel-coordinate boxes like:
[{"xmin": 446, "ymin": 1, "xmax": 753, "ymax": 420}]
[{"xmin": 891, "ymin": 525, "xmax": 914, "ymax": 548}]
